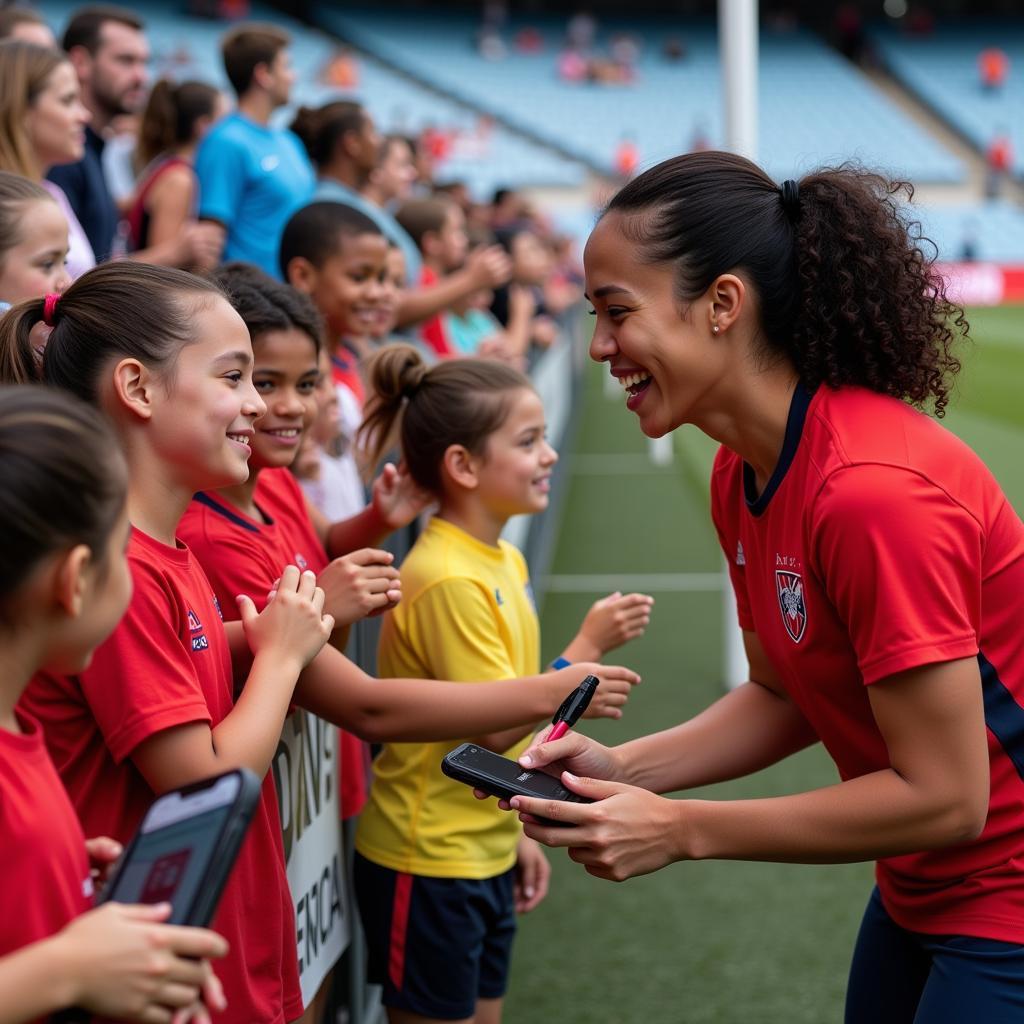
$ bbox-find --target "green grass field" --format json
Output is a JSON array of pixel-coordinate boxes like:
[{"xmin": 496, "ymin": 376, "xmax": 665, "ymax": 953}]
[{"xmin": 506, "ymin": 306, "xmax": 1024, "ymax": 1023}]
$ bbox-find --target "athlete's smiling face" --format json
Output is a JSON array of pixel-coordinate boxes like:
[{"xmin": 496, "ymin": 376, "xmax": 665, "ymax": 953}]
[{"xmin": 585, "ymin": 211, "xmax": 730, "ymax": 438}]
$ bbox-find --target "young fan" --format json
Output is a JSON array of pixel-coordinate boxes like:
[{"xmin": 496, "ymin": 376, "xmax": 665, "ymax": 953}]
[
  {"xmin": 353, "ymin": 344, "xmax": 653, "ymax": 1024},
  {"xmin": 0, "ymin": 385, "xmax": 228, "ymax": 1024},
  {"xmin": 0, "ymin": 261, "xmax": 334, "ymax": 1024},
  {"xmin": 0, "ymin": 170, "xmax": 69, "ymax": 307}
]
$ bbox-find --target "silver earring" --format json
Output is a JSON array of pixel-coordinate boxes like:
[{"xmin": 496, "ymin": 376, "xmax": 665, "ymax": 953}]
[{"xmin": 712, "ymin": 323, "xmax": 720, "ymax": 334}]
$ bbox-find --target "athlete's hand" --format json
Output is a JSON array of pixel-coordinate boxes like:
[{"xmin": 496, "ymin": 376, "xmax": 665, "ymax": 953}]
[
  {"xmin": 574, "ymin": 592, "xmax": 654, "ymax": 658},
  {"xmin": 371, "ymin": 462, "xmax": 433, "ymax": 532},
  {"xmin": 513, "ymin": 774, "xmax": 684, "ymax": 882},
  {"xmin": 514, "ymin": 836, "xmax": 551, "ymax": 913},
  {"xmin": 51, "ymin": 902, "xmax": 228, "ymax": 1022},
  {"xmin": 318, "ymin": 549, "xmax": 401, "ymax": 624},
  {"xmin": 519, "ymin": 724, "xmax": 625, "ymax": 785},
  {"xmin": 237, "ymin": 565, "xmax": 334, "ymax": 672}
]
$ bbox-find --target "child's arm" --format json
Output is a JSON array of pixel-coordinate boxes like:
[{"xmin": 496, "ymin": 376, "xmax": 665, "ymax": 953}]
[
  {"xmin": 0, "ymin": 903, "xmax": 227, "ymax": 1024},
  {"xmin": 130, "ymin": 567, "xmax": 333, "ymax": 793},
  {"xmin": 558, "ymin": 591, "xmax": 655, "ymax": 663},
  {"xmin": 304, "ymin": 463, "xmax": 431, "ymax": 558},
  {"xmin": 293, "ymin": 646, "xmax": 639, "ymax": 743}
]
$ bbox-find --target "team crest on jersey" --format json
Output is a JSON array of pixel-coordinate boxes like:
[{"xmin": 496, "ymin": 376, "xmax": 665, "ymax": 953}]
[
  {"xmin": 295, "ymin": 552, "xmax": 308, "ymax": 570},
  {"xmin": 187, "ymin": 608, "xmax": 209, "ymax": 652},
  {"xmin": 775, "ymin": 570, "xmax": 807, "ymax": 643}
]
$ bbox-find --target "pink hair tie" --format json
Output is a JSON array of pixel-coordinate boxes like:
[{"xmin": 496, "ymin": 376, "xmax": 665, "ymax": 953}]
[{"xmin": 42, "ymin": 292, "xmax": 61, "ymax": 326}]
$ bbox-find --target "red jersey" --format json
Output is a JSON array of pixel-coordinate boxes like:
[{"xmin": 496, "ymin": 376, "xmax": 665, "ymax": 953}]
[
  {"xmin": 20, "ymin": 527, "xmax": 303, "ymax": 1024},
  {"xmin": 0, "ymin": 712, "xmax": 91, "ymax": 965},
  {"xmin": 711, "ymin": 384, "xmax": 1024, "ymax": 942},
  {"xmin": 179, "ymin": 468, "xmax": 367, "ymax": 818},
  {"xmin": 418, "ymin": 266, "xmax": 454, "ymax": 357},
  {"xmin": 330, "ymin": 344, "xmax": 365, "ymax": 408}
]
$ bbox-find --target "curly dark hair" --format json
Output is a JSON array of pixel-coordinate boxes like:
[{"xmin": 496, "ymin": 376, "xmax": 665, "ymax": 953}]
[{"xmin": 607, "ymin": 152, "xmax": 968, "ymax": 417}]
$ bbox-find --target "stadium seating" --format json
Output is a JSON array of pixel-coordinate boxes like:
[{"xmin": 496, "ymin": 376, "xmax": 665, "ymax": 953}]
[
  {"xmin": 33, "ymin": 0, "xmax": 585, "ymax": 198},
  {"xmin": 869, "ymin": 22, "xmax": 1024, "ymax": 179},
  {"xmin": 313, "ymin": 9, "xmax": 965, "ymax": 184}
]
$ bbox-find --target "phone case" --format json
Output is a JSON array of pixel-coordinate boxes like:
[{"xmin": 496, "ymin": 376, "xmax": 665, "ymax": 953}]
[
  {"xmin": 441, "ymin": 743, "xmax": 591, "ymax": 826},
  {"xmin": 100, "ymin": 767, "xmax": 262, "ymax": 927}
]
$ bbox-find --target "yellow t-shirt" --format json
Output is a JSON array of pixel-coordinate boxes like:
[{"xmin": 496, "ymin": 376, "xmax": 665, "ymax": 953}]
[{"xmin": 355, "ymin": 516, "xmax": 539, "ymax": 878}]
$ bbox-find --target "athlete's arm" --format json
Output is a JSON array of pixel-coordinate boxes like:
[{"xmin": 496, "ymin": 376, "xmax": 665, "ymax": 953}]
[
  {"xmin": 514, "ymin": 656, "xmax": 988, "ymax": 881},
  {"xmin": 600, "ymin": 630, "xmax": 819, "ymax": 793}
]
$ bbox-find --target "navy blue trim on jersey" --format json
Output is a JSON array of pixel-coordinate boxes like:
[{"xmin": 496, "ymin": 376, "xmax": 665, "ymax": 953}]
[
  {"xmin": 192, "ymin": 491, "xmax": 267, "ymax": 533},
  {"xmin": 980, "ymin": 651, "xmax": 1024, "ymax": 783},
  {"xmin": 744, "ymin": 381, "xmax": 815, "ymax": 517}
]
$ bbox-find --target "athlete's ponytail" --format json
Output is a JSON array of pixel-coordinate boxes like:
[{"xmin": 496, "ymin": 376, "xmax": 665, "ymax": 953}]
[{"xmin": 605, "ymin": 151, "xmax": 966, "ymax": 416}]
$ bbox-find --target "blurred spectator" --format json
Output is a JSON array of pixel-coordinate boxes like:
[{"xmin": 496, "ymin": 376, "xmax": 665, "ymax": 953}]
[
  {"xmin": 978, "ymin": 47, "xmax": 1009, "ymax": 92},
  {"xmin": 0, "ymin": 41, "xmax": 94, "ymax": 279},
  {"xmin": 195, "ymin": 22, "xmax": 314, "ymax": 276},
  {"xmin": 47, "ymin": 5, "xmax": 150, "ymax": 263},
  {"xmin": 0, "ymin": 171, "xmax": 70, "ymax": 307},
  {"xmin": 566, "ymin": 10, "xmax": 597, "ymax": 52},
  {"xmin": 662, "ymin": 35, "xmax": 687, "ymax": 62},
  {"xmin": 984, "ymin": 128, "xmax": 1012, "ymax": 199},
  {"xmin": 557, "ymin": 48, "xmax": 587, "ymax": 83},
  {"xmin": 396, "ymin": 196, "xmax": 469, "ymax": 356},
  {"xmin": 491, "ymin": 224, "xmax": 558, "ymax": 351},
  {"xmin": 294, "ymin": 100, "xmax": 422, "ymax": 284},
  {"xmin": 363, "ymin": 134, "xmax": 418, "ymax": 213},
  {"xmin": 688, "ymin": 118, "xmax": 711, "ymax": 153},
  {"xmin": 0, "ymin": 6, "xmax": 57, "ymax": 48},
  {"xmin": 491, "ymin": 186, "xmax": 525, "ymax": 230},
  {"xmin": 610, "ymin": 33, "xmax": 639, "ymax": 81},
  {"xmin": 515, "ymin": 26, "xmax": 543, "ymax": 54},
  {"xmin": 614, "ymin": 134, "xmax": 639, "ymax": 179},
  {"xmin": 833, "ymin": 4, "xmax": 865, "ymax": 63},
  {"xmin": 126, "ymin": 79, "xmax": 227, "ymax": 269},
  {"xmin": 321, "ymin": 45, "xmax": 359, "ymax": 88}
]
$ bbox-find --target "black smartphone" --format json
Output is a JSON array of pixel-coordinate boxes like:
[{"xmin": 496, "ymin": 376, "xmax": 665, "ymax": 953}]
[
  {"xmin": 441, "ymin": 742, "xmax": 592, "ymax": 826},
  {"xmin": 99, "ymin": 768, "xmax": 261, "ymax": 927}
]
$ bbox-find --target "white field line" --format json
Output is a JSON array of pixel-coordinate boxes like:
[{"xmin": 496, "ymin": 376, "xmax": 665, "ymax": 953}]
[{"xmin": 542, "ymin": 572, "xmax": 724, "ymax": 593}]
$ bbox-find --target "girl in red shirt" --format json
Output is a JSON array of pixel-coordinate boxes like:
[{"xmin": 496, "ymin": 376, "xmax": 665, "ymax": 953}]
[
  {"xmin": 0, "ymin": 385, "xmax": 228, "ymax": 1024},
  {"xmin": 0, "ymin": 263, "xmax": 334, "ymax": 1024}
]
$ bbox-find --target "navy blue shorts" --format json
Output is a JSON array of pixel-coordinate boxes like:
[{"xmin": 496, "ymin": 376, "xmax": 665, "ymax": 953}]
[
  {"xmin": 846, "ymin": 887, "xmax": 1024, "ymax": 1024},
  {"xmin": 354, "ymin": 852, "xmax": 517, "ymax": 1020}
]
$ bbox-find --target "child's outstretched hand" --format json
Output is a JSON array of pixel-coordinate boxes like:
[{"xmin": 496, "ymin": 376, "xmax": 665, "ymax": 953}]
[
  {"xmin": 318, "ymin": 549, "xmax": 402, "ymax": 624},
  {"xmin": 574, "ymin": 591, "xmax": 654, "ymax": 658},
  {"xmin": 372, "ymin": 462, "xmax": 433, "ymax": 531},
  {"xmin": 552, "ymin": 662, "xmax": 640, "ymax": 720},
  {"xmin": 237, "ymin": 565, "xmax": 334, "ymax": 673}
]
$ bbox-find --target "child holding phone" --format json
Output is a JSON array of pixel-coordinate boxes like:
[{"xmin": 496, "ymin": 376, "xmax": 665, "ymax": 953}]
[
  {"xmin": 0, "ymin": 386, "xmax": 228, "ymax": 1024},
  {"xmin": 0, "ymin": 262, "xmax": 334, "ymax": 1024},
  {"xmin": 353, "ymin": 344, "xmax": 654, "ymax": 1024}
]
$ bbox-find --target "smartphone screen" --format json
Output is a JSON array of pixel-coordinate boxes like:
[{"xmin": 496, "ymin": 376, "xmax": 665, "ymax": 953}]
[{"xmin": 104, "ymin": 773, "xmax": 244, "ymax": 925}]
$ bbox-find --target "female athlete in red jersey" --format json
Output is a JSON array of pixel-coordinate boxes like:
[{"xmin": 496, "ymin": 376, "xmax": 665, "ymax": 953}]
[{"xmin": 495, "ymin": 152, "xmax": 1024, "ymax": 1023}]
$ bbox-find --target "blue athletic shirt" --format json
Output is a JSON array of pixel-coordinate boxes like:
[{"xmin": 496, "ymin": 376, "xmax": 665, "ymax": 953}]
[{"xmin": 195, "ymin": 112, "xmax": 314, "ymax": 277}]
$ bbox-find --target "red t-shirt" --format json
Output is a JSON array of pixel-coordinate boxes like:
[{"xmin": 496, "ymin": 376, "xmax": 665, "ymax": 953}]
[
  {"xmin": 711, "ymin": 384, "xmax": 1024, "ymax": 942},
  {"xmin": 178, "ymin": 468, "xmax": 368, "ymax": 819},
  {"xmin": 330, "ymin": 345, "xmax": 365, "ymax": 409},
  {"xmin": 418, "ymin": 265, "xmax": 455, "ymax": 357},
  {"xmin": 20, "ymin": 527, "xmax": 303, "ymax": 1024},
  {"xmin": 0, "ymin": 712, "xmax": 92, "ymax": 965}
]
